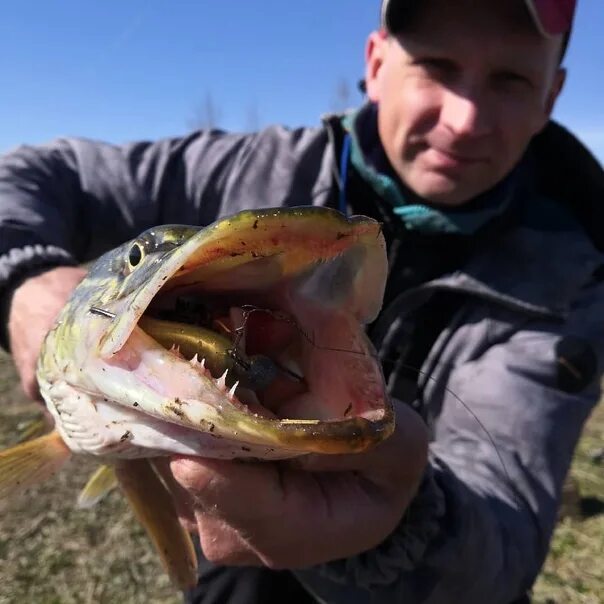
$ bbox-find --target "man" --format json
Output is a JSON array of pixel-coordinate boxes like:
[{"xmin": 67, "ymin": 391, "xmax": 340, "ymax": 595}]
[{"xmin": 0, "ymin": 0, "xmax": 602, "ymax": 602}]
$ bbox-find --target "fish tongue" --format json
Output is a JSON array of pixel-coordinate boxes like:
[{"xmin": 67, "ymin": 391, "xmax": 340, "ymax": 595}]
[
  {"xmin": 233, "ymin": 307, "xmax": 300, "ymax": 356},
  {"xmin": 270, "ymin": 391, "xmax": 335, "ymax": 421},
  {"xmin": 227, "ymin": 305, "xmax": 310, "ymax": 416},
  {"xmin": 235, "ymin": 387, "xmax": 279, "ymax": 419},
  {"xmin": 257, "ymin": 373, "xmax": 309, "ymax": 415}
]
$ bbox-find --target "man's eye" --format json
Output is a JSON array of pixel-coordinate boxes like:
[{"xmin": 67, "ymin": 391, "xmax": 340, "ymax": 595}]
[
  {"xmin": 492, "ymin": 71, "xmax": 534, "ymax": 91},
  {"xmin": 414, "ymin": 58, "xmax": 458, "ymax": 81},
  {"xmin": 418, "ymin": 58, "xmax": 455, "ymax": 71}
]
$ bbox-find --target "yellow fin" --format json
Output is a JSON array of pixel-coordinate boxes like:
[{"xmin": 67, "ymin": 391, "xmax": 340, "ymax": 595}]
[
  {"xmin": 77, "ymin": 464, "xmax": 118, "ymax": 509},
  {"xmin": 0, "ymin": 430, "xmax": 71, "ymax": 499},
  {"xmin": 16, "ymin": 416, "xmax": 49, "ymax": 443},
  {"xmin": 115, "ymin": 459, "xmax": 198, "ymax": 590}
]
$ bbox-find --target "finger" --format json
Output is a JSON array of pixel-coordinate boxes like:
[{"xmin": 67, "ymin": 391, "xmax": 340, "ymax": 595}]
[
  {"xmin": 170, "ymin": 456, "xmax": 395, "ymax": 568},
  {"xmin": 9, "ymin": 266, "xmax": 87, "ymax": 401},
  {"xmin": 170, "ymin": 457, "xmax": 285, "ymax": 520},
  {"xmin": 291, "ymin": 400, "xmax": 428, "ymax": 488},
  {"xmin": 168, "ymin": 402, "xmax": 428, "ymax": 568},
  {"xmin": 22, "ymin": 372, "xmax": 41, "ymax": 401},
  {"xmin": 171, "ymin": 457, "xmax": 285, "ymax": 566},
  {"xmin": 12, "ymin": 344, "xmax": 42, "ymax": 400},
  {"xmin": 196, "ymin": 513, "xmax": 264, "ymax": 567},
  {"xmin": 152, "ymin": 459, "xmax": 198, "ymax": 532}
]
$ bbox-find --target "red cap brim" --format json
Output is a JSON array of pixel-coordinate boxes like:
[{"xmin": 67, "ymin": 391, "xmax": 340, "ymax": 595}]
[{"xmin": 525, "ymin": 0, "xmax": 576, "ymax": 36}]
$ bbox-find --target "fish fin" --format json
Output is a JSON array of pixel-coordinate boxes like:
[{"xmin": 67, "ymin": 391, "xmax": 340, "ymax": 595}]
[
  {"xmin": 16, "ymin": 416, "xmax": 49, "ymax": 443},
  {"xmin": 0, "ymin": 430, "xmax": 71, "ymax": 499},
  {"xmin": 77, "ymin": 464, "xmax": 118, "ymax": 509},
  {"xmin": 115, "ymin": 459, "xmax": 198, "ymax": 590}
]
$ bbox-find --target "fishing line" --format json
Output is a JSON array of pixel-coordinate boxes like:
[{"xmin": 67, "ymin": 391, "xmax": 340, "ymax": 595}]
[
  {"xmin": 86, "ymin": 303, "xmax": 509, "ymax": 485},
  {"xmin": 236, "ymin": 304, "xmax": 510, "ymax": 485}
]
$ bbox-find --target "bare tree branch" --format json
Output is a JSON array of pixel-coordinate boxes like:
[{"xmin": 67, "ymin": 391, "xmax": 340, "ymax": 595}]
[
  {"xmin": 187, "ymin": 92, "xmax": 222, "ymax": 130},
  {"xmin": 245, "ymin": 101, "xmax": 261, "ymax": 132},
  {"xmin": 331, "ymin": 78, "xmax": 352, "ymax": 113}
]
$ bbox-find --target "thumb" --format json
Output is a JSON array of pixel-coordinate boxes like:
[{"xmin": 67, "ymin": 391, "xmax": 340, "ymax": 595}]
[{"xmin": 290, "ymin": 400, "xmax": 428, "ymax": 489}]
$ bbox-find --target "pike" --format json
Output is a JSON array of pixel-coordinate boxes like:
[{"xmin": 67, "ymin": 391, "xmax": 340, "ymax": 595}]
[{"xmin": 0, "ymin": 206, "xmax": 393, "ymax": 590}]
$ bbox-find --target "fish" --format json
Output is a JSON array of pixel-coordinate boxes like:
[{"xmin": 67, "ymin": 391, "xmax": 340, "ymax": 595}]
[{"xmin": 0, "ymin": 206, "xmax": 393, "ymax": 590}]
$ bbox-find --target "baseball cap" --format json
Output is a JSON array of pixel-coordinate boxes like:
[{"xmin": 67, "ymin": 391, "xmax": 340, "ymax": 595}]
[{"xmin": 381, "ymin": 0, "xmax": 576, "ymax": 37}]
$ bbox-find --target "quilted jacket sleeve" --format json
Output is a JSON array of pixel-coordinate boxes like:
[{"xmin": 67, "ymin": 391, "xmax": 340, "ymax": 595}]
[{"xmin": 297, "ymin": 275, "xmax": 604, "ymax": 603}]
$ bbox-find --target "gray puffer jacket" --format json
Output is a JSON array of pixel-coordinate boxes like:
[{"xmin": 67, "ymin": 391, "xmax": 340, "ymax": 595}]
[{"xmin": 0, "ymin": 112, "xmax": 603, "ymax": 603}]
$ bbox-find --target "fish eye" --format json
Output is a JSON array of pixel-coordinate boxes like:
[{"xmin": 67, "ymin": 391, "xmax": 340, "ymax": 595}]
[{"xmin": 128, "ymin": 242, "xmax": 144, "ymax": 268}]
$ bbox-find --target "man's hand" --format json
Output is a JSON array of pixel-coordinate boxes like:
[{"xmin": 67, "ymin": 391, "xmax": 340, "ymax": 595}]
[
  {"xmin": 170, "ymin": 400, "xmax": 429, "ymax": 569},
  {"xmin": 8, "ymin": 266, "xmax": 87, "ymax": 400}
]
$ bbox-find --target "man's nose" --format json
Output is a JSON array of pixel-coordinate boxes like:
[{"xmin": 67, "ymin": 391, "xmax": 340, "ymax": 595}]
[{"xmin": 440, "ymin": 88, "xmax": 492, "ymax": 139}]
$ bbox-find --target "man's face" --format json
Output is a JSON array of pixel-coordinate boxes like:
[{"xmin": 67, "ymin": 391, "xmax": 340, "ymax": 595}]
[{"xmin": 365, "ymin": 0, "xmax": 566, "ymax": 206}]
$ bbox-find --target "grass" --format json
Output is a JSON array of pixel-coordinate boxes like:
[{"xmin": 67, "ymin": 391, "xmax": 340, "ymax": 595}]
[
  {"xmin": 0, "ymin": 352, "xmax": 179, "ymax": 604},
  {"xmin": 0, "ymin": 350, "xmax": 602, "ymax": 603},
  {"xmin": 532, "ymin": 399, "xmax": 604, "ymax": 604}
]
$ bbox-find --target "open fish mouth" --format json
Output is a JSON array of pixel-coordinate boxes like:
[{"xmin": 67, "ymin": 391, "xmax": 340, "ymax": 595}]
[{"xmin": 87, "ymin": 207, "xmax": 394, "ymax": 455}]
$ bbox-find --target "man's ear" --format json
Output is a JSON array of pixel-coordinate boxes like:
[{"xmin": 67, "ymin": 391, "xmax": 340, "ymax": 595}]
[
  {"xmin": 544, "ymin": 67, "xmax": 566, "ymax": 120},
  {"xmin": 364, "ymin": 30, "xmax": 389, "ymax": 103}
]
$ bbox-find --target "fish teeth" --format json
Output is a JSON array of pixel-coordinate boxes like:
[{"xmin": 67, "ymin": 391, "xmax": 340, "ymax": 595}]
[
  {"xmin": 216, "ymin": 369, "xmax": 229, "ymax": 391},
  {"xmin": 228, "ymin": 381, "xmax": 239, "ymax": 401},
  {"xmin": 189, "ymin": 354, "xmax": 209, "ymax": 376}
]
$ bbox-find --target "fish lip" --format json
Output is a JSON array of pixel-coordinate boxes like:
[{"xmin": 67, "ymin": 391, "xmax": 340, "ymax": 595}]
[
  {"xmin": 155, "ymin": 390, "xmax": 395, "ymax": 455},
  {"xmin": 235, "ymin": 405, "xmax": 396, "ymax": 454},
  {"xmin": 92, "ymin": 341, "xmax": 394, "ymax": 455}
]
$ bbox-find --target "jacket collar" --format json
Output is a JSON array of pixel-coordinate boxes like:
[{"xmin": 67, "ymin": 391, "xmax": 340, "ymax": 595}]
[{"xmin": 322, "ymin": 111, "xmax": 604, "ymax": 319}]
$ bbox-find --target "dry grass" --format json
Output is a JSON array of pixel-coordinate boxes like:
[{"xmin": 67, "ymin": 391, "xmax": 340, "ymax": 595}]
[
  {"xmin": 532, "ymin": 401, "xmax": 604, "ymax": 604},
  {"xmin": 0, "ymin": 351, "xmax": 602, "ymax": 603},
  {"xmin": 0, "ymin": 352, "xmax": 179, "ymax": 604}
]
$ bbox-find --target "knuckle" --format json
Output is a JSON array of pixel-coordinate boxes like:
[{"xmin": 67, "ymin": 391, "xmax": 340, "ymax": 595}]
[
  {"xmin": 252, "ymin": 543, "xmax": 297, "ymax": 570},
  {"xmin": 201, "ymin": 543, "xmax": 227, "ymax": 565},
  {"xmin": 170, "ymin": 458, "xmax": 213, "ymax": 494},
  {"xmin": 261, "ymin": 556, "xmax": 289, "ymax": 571},
  {"xmin": 201, "ymin": 539, "xmax": 251, "ymax": 566}
]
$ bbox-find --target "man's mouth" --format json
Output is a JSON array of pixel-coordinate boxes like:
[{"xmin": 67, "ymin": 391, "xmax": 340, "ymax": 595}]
[{"xmin": 429, "ymin": 146, "xmax": 487, "ymax": 169}]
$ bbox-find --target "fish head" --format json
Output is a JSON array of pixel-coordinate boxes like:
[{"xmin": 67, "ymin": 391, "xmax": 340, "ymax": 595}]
[{"xmin": 39, "ymin": 207, "xmax": 394, "ymax": 458}]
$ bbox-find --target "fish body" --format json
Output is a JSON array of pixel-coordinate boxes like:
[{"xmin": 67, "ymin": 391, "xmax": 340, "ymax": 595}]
[{"xmin": 1, "ymin": 206, "xmax": 393, "ymax": 588}]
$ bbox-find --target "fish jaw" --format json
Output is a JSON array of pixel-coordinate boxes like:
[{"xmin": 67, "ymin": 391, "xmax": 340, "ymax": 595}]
[
  {"xmin": 39, "ymin": 207, "xmax": 394, "ymax": 459},
  {"xmin": 64, "ymin": 315, "xmax": 393, "ymax": 457},
  {"xmin": 99, "ymin": 207, "xmax": 387, "ymax": 358}
]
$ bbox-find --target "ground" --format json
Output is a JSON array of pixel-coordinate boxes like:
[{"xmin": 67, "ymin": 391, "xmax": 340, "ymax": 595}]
[{"xmin": 0, "ymin": 351, "xmax": 602, "ymax": 604}]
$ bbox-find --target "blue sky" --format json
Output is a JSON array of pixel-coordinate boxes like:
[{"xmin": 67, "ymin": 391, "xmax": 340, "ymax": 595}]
[{"xmin": 1, "ymin": 1, "xmax": 602, "ymax": 163}]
